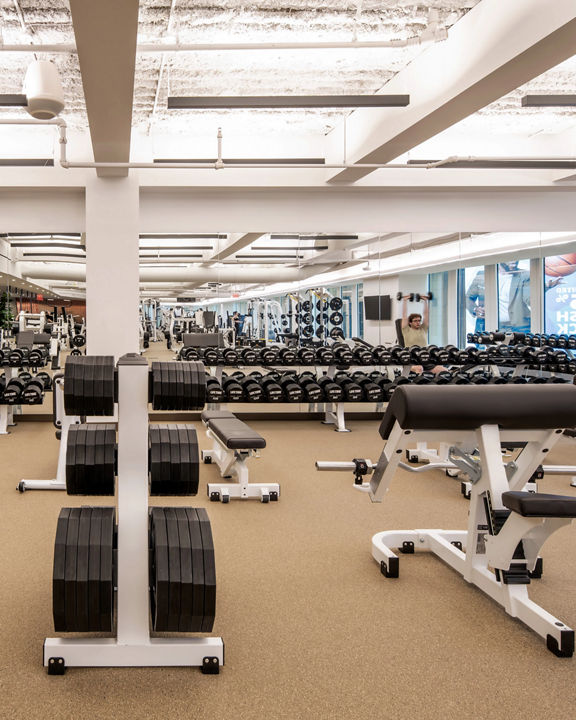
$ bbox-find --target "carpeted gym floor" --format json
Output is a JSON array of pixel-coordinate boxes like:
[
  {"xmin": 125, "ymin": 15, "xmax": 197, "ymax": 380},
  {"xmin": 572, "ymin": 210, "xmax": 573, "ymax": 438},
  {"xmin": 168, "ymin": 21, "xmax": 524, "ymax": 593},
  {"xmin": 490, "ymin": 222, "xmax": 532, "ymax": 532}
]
[{"xmin": 2, "ymin": 407, "xmax": 576, "ymax": 720}]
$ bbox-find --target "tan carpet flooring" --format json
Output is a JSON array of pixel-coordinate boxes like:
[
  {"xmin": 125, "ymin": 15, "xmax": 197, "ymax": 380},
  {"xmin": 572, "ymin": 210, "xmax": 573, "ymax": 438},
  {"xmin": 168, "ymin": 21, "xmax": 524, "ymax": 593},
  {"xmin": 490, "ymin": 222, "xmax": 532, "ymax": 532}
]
[{"xmin": 2, "ymin": 412, "xmax": 576, "ymax": 719}]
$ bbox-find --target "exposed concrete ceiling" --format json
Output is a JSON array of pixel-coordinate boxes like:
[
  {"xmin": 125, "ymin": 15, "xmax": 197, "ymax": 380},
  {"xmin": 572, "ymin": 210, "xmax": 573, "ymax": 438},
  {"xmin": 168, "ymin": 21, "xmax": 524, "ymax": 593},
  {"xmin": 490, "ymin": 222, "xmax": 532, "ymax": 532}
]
[{"xmin": 1, "ymin": 1, "xmax": 576, "ymax": 301}]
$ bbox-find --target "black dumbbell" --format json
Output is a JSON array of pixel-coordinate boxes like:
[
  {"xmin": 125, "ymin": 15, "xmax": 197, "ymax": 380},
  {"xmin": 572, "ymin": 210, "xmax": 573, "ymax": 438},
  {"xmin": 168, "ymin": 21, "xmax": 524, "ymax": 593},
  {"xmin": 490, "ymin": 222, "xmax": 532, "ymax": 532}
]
[
  {"xmin": 18, "ymin": 370, "xmax": 32, "ymax": 382},
  {"xmin": 299, "ymin": 374, "xmax": 324, "ymax": 402},
  {"xmin": 432, "ymin": 371, "xmax": 453, "ymax": 385},
  {"xmin": 396, "ymin": 292, "xmax": 415, "ymax": 302},
  {"xmin": 315, "ymin": 347, "xmax": 335, "ymax": 365},
  {"xmin": 240, "ymin": 347, "xmax": 258, "ymax": 365},
  {"xmin": 444, "ymin": 345, "xmax": 470, "ymax": 364},
  {"xmin": 260, "ymin": 346, "xmax": 279, "ymax": 365},
  {"xmin": 297, "ymin": 347, "xmax": 316, "ymax": 365},
  {"xmin": 221, "ymin": 374, "xmax": 244, "ymax": 402},
  {"xmin": 261, "ymin": 375, "xmax": 284, "ymax": 402},
  {"xmin": 278, "ymin": 374, "xmax": 305, "ymax": 402},
  {"xmin": 334, "ymin": 374, "xmax": 364, "ymax": 401},
  {"xmin": 411, "ymin": 372, "xmax": 435, "ymax": 385},
  {"xmin": 409, "ymin": 346, "xmax": 431, "ymax": 365},
  {"xmin": 278, "ymin": 347, "xmax": 297, "ymax": 365},
  {"xmin": 469, "ymin": 371, "xmax": 491, "ymax": 385},
  {"xmin": 221, "ymin": 348, "xmax": 239, "ymax": 365},
  {"xmin": 317, "ymin": 375, "xmax": 345, "ymax": 402},
  {"xmin": 450, "ymin": 372, "xmax": 472, "ymax": 385},
  {"xmin": 181, "ymin": 347, "xmax": 199, "ymax": 361},
  {"xmin": 3, "ymin": 377, "xmax": 25, "ymax": 403},
  {"xmin": 414, "ymin": 292, "xmax": 434, "ymax": 302},
  {"xmin": 331, "ymin": 343, "xmax": 354, "ymax": 365},
  {"xmin": 206, "ymin": 377, "xmax": 225, "ymax": 403},
  {"xmin": 27, "ymin": 348, "xmax": 46, "ymax": 366},
  {"xmin": 385, "ymin": 376, "xmax": 411, "ymax": 400},
  {"xmin": 8, "ymin": 348, "xmax": 24, "ymax": 367},
  {"xmin": 238, "ymin": 376, "xmax": 265, "ymax": 402},
  {"xmin": 390, "ymin": 346, "xmax": 411, "ymax": 364},
  {"xmin": 21, "ymin": 377, "xmax": 46, "ymax": 404},
  {"xmin": 428, "ymin": 345, "xmax": 450, "ymax": 364},
  {"xmin": 202, "ymin": 348, "xmax": 219, "ymax": 365},
  {"xmin": 352, "ymin": 373, "xmax": 384, "ymax": 402},
  {"xmin": 352, "ymin": 345, "xmax": 374, "ymax": 365},
  {"xmin": 466, "ymin": 346, "xmax": 489, "ymax": 364}
]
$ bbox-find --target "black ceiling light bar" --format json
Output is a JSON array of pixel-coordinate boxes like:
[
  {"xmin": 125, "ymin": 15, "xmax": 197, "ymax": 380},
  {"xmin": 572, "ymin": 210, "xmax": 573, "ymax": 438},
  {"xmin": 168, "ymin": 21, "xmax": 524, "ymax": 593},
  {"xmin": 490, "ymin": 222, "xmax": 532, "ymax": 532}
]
[
  {"xmin": 252, "ymin": 245, "xmax": 329, "ymax": 251},
  {"xmin": 167, "ymin": 95, "xmax": 409, "ymax": 109},
  {"xmin": 521, "ymin": 95, "xmax": 576, "ymax": 107},
  {"xmin": 154, "ymin": 158, "xmax": 325, "ymax": 165},
  {"xmin": 139, "ymin": 233, "xmax": 227, "ymax": 239},
  {"xmin": 0, "ymin": 159, "xmax": 54, "ymax": 166},
  {"xmin": 270, "ymin": 234, "xmax": 358, "ymax": 241},
  {"xmin": 0, "ymin": 94, "xmax": 27, "ymax": 107}
]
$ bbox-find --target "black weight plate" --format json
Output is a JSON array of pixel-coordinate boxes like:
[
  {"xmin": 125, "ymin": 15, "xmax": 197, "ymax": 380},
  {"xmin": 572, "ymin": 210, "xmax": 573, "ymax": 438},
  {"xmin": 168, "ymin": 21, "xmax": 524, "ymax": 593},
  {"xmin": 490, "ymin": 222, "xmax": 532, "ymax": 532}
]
[
  {"xmin": 84, "ymin": 425, "xmax": 96, "ymax": 495},
  {"xmin": 64, "ymin": 357, "xmax": 77, "ymax": 416},
  {"xmin": 74, "ymin": 358, "xmax": 86, "ymax": 415},
  {"xmin": 330, "ymin": 327, "xmax": 344, "ymax": 339},
  {"xmin": 75, "ymin": 425, "xmax": 88, "ymax": 494},
  {"xmin": 302, "ymin": 312, "xmax": 313, "ymax": 325},
  {"xmin": 99, "ymin": 507, "xmax": 115, "ymax": 632},
  {"xmin": 175, "ymin": 362, "xmax": 185, "ymax": 412},
  {"xmin": 185, "ymin": 362, "xmax": 196, "ymax": 411},
  {"xmin": 197, "ymin": 508, "xmax": 216, "ymax": 632},
  {"xmin": 165, "ymin": 508, "xmax": 182, "ymax": 632},
  {"xmin": 150, "ymin": 507, "xmax": 169, "ymax": 631},
  {"xmin": 87, "ymin": 507, "xmax": 102, "ymax": 631},
  {"xmin": 329, "ymin": 297, "xmax": 343, "ymax": 311},
  {"xmin": 175, "ymin": 508, "xmax": 193, "ymax": 632},
  {"xmin": 65, "ymin": 425, "xmax": 78, "ymax": 494},
  {"xmin": 330, "ymin": 312, "xmax": 343, "ymax": 326},
  {"xmin": 84, "ymin": 358, "xmax": 95, "ymax": 416},
  {"xmin": 195, "ymin": 362, "xmax": 207, "ymax": 409},
  {"xmin": 186, "ymin": 507, "xmax": 205, "ymax": 632},
  {"xmin": 186, "ymin": 425, "xmax": 199, "ymax": 495},
  {"xmin": 101, "ymin": 358, "xmax": 115, "ymax": 416},
  {"xmin": 178, "ymin": 425, "xmax": 192, "ymax": 495},
  {"xmin": 301, "ymin": 300, "xmax": 311, "ymax": 312},
  {"xmin": 160, "ymin": 425, "xmax": 171, "ymax": 490},
  {"xmin": 316, "ymin": 326, "xmax": 325, "ymax": 338},
  {"xmin": 149, "ymin": 424, "xmax": 161, "ymax": 494},
  {"xmin": 151, "ymin": 362, "xmax": 162, "ymax": 410},
  {"xmin": 169, "ymin": 362, "xmax": 179, "ymax": 411},
  {"xmin": 52, "ymin": 507, "xmax": 71, "ymax": 631},
  {"xmin": 171, "ymin": 426, "xmax": 183, "ymax": 495},
  {"xmin": 76, "ymin": 507, "xmax": 91, "ymax": 631},
  {"xmin": 301, "ymin": 325, "xmax": 314, "ymax": 338},
  {"xmin": 104, "ymin": 425, "xmax": 116, "ymax": 492},
  {"xmin": 64, "ymin": 508, "xmax": 81, "ymax": 632},
  {"xmin": 92, "ymin": 357, "xmax": 103, "ymax": 416}
]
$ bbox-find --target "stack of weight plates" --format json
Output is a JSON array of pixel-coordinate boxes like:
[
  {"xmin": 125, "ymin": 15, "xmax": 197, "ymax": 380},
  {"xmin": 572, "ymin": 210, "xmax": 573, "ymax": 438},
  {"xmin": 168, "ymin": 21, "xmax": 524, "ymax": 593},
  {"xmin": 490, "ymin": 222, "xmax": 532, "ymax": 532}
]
[
  {"xmin": 149, "ymin": 507, "xmax": 216, "ymax": 632},
  {"xmin": 150, "ymin": 361, "xmax": 206, "ymax": 410},
  {"xmin": 64, "ymin": 355, "xmax": 115, "ymax": 416},
  {"xmin": 53, "ymin": 506, "xmax": 116, "ymax": 632},
  {"xmin": 149, "ymin": 424, "xmax": 200, "ymax": 495},
  {"xmin": 65, "ymin": 424, "xmax": 116, "ymax": 495}
]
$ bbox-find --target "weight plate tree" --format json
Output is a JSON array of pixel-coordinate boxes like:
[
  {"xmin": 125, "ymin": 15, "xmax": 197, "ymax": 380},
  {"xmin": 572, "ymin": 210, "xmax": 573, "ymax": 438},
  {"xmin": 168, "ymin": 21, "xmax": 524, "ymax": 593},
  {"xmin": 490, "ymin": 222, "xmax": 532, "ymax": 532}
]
[
  {"xmin": 149, "ymin": 506, "xmax": 216, "ymax": 633},
  {"xmin": 53, "ymin": 506, "xmax": 116, "ymax": 632}
]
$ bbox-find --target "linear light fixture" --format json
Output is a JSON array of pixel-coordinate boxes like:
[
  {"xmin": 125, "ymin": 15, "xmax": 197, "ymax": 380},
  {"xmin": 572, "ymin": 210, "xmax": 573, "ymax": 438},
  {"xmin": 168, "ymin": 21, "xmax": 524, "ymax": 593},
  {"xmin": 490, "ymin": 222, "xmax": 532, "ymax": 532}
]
[
  {"xmin": 168, "ymin": 95, "xmax": 409, "ymax": 109},
  {"xmin": 0, "ymin": 94, "xmax": 27, "ymax": 106},
  {"xmin": 0, "ymin": 159, "xmax": 54, "ymax": 166},
  {"xmin": 270, "ymin": 234, "xmax": 358, "ymax": 241},
  {"xmin": 521, "ymin": 95, "xmax": 576, "ymax": 107}
]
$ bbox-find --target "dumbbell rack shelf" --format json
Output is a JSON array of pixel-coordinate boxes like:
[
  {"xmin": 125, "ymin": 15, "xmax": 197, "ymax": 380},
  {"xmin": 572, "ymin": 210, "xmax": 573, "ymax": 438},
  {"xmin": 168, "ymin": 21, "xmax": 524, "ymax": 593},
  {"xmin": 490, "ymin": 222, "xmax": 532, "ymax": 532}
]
[{"xmin": 44, "ymin": 356, "xmax": 224, "ymax": 673}]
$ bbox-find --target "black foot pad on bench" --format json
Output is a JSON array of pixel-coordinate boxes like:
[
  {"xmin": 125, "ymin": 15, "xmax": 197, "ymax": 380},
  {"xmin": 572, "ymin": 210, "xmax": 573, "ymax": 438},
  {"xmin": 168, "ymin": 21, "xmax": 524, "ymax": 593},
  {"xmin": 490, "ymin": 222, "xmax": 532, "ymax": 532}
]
[{"xmin": 502, "ymin": 491, "xmax": 576, "ymax": 518}]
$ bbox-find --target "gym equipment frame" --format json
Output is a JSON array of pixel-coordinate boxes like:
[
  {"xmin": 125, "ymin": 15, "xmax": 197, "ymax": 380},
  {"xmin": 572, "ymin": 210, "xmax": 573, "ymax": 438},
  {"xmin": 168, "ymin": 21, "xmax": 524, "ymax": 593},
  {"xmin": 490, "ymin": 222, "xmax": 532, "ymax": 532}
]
[
  {"xmin": 44, "ymin": 356, "xmax": 224, "ymax": 673},
  {"xmin": 317, "ymin": 385, "xmax": 576, "ymax": 657}
]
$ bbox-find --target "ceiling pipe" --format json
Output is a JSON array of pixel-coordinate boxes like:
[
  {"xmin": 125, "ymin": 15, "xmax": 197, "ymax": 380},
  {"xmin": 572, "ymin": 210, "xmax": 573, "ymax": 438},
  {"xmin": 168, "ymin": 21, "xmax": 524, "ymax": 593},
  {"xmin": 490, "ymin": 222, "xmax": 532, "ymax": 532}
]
[
  {"xmin": 0, "ymin": 31, "xmax": 448, "ymax": 55},
  {"xmin": 17, "ymin": 263, "xmax": 333, "ymax": 283}
]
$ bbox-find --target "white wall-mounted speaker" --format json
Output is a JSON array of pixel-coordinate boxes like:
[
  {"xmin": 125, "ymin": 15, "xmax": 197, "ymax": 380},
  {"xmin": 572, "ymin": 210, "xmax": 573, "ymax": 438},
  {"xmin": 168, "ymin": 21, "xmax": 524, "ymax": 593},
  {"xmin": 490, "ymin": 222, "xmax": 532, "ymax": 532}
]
[{"xmin": 23, "ymin": 60, "xmax": 65, "ymax": 119}]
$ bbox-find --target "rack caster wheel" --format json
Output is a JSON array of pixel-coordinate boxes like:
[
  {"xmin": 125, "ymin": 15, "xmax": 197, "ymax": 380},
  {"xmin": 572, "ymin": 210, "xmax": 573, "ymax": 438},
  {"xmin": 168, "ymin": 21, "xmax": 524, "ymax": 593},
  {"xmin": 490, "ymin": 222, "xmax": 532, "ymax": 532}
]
[
  {"xmin": 261, "ymin": 494, "xmax": 270, "ymax": 503},
  {"xmin": 445, "ymin": 469, "xmax": 459, "ymax": 478},
  {"xmin": 222, "ymin": 495, "xmax": 230, "ymax": 504},
  {"xmin": 209, "ymin": 491, "xmax": 220, "ymax": 502},
  {"xmin": 204, "ymin": 455, "xmax": 212, "ymax": 464},
  {"xmin": 202, "ymin": 657, "xmax": 220, "ymax": 674},
  {"xmin": 47, "ymin": 657, "xmax": 66, "ymax": 675},
  {"xmin": 269, "ymin": 491, "xmax": 279, "ymax": 501}
]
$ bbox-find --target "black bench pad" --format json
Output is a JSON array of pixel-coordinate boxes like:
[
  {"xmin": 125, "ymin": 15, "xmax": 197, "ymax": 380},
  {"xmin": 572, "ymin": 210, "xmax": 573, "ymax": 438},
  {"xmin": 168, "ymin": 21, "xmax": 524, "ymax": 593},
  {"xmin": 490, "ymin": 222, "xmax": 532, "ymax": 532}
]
[
  {"xmin": 379, "ymin": 385, "xmax": 576, "ymax": 440},
  {"xmin": 503, "ymin": 491, "xmax": 576, "ymax": 518},
  {"xmin": 202, "ymin": 410, "xmax": 266, "ymax": 450}
]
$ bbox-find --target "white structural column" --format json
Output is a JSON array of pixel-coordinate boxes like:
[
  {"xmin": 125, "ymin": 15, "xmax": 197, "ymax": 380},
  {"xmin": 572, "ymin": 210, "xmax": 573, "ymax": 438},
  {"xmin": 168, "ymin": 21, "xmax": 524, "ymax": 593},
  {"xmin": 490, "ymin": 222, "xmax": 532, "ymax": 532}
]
[{"xmin": 85, "ymin": 175, "xmax": 140, "ymax": 358}]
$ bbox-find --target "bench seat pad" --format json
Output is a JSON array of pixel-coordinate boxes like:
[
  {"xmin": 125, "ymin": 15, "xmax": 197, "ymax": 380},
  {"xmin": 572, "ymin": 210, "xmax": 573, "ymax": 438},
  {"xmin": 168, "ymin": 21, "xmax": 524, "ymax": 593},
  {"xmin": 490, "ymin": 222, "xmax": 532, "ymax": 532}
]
[
  {"xmin": 208, "ymin": 417, "xmax": 266, "ymax": 450},
  {"xmin": 503, "ymin": 491, "xmax": 576, "ymax": 518},
  {"xmin": 379, "ymin": 384, "xmax": 576, "ymax": 439},
  {"xmin": 201, "ymin": 410, "xmax": 236, "ymax": 423}
]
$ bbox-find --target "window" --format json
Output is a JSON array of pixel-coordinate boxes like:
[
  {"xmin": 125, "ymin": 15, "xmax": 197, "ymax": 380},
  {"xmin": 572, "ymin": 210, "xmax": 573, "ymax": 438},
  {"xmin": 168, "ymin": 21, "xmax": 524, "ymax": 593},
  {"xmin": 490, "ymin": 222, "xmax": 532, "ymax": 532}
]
[
  {"xmin": 544, "ymin": 253, "xmax": 576, "ymax": 335},
  {"xmin": 458, "ymin": 266, "xmax": 484, "ymax": 344},
  {"xmin": 497, "ymin": 260, "xmax": 530, "ymax": 332},
  {"xmin": 428, "ymin": 272, "xmax": 448, "ymax": 346}
]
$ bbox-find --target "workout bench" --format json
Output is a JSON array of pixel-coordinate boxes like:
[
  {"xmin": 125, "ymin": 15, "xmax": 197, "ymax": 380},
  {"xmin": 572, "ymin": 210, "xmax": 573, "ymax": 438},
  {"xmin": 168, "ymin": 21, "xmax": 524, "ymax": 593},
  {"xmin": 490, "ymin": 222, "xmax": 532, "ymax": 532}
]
[
  {"xmin": 318, "ymin": 384, "xmax": 576, "ymax": 656},
  {"xmin": 201, "ymin": 410, "xmax": 279, "ymax": 503}
]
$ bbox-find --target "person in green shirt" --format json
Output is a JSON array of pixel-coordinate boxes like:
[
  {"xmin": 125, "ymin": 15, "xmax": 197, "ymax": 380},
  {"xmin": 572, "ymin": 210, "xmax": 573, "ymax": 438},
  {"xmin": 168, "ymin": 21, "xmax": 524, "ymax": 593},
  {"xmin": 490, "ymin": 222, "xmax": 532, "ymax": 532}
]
[{"xmin": 401, "ymin": 296, "xmax": 445, "ymax": 374}]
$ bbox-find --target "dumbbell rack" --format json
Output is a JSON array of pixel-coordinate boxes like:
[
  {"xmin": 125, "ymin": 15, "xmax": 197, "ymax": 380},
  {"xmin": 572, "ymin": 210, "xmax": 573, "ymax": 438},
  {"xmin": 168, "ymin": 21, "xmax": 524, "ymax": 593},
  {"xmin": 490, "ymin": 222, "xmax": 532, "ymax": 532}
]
[
  {"xmin": 44, "ymin": 355, "xmax": 224, "ymax": 673},
  {"xmin": 0, "ymin": 366, "xmax": 19, "ymax": 434}
]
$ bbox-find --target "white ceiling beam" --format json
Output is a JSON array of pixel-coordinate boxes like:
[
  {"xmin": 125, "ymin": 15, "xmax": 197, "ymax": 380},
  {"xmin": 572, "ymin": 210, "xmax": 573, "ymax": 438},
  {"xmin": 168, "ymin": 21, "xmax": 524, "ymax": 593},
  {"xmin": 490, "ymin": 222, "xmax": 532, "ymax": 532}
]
[
  {"xmin": 325, "ymin": 0, "xmax": 576, "ymax": 183},
  {"xmin": 204, "ymin": 232, "xmax": 264, "ymax": 264},
  {"xmin": 69, "ymin": 0, "xmax": 139, "ymax": 178}
]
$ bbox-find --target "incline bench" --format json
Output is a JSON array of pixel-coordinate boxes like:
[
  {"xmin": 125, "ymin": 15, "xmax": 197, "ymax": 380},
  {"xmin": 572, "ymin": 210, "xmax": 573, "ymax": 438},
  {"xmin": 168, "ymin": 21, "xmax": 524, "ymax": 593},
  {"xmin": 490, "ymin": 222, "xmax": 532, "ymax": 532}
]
[
  {"xmin": 201, "ymin": 410, "xmax": 279, "ymax": 503},
  {"xmin": 317, "ymin": 384, "xmax": 576, "ymax": 657}
]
